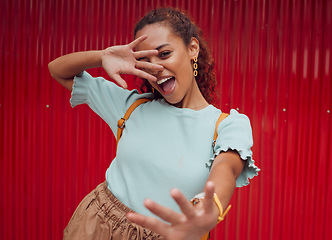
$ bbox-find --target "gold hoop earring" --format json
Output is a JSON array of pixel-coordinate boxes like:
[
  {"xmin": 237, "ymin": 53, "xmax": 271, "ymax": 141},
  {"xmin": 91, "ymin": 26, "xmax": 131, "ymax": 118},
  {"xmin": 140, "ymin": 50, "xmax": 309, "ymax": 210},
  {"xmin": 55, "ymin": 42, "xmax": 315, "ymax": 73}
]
[
  {"xmin": 193, "ymin": 56, "xmax": 198, "ymax": 77},
  {"xmin": 152, "ymin": 87, "xmax": 155, "ymax": 93}
]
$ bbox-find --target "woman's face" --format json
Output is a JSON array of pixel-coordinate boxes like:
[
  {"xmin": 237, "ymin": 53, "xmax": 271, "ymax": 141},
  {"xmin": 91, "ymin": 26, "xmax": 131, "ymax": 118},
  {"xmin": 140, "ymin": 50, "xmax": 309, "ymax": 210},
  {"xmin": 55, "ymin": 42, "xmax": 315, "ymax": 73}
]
[{"xmin": 135, "ymin": 24, "xmax": 204, "ymax": 108}]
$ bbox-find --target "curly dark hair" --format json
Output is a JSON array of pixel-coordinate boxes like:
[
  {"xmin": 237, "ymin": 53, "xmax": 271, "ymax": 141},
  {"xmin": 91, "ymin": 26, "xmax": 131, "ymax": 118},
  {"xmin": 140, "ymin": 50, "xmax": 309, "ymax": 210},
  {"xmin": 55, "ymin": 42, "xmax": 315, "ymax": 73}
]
[{"xmin": 134, "ymin": 8, "xmax": 217, "ymax": 104}]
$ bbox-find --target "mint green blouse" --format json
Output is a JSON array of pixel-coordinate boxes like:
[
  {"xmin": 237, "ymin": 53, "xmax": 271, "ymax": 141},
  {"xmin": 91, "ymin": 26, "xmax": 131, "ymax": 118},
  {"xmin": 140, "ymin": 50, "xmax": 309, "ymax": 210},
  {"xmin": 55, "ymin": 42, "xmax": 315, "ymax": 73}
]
[{"xmin": 70, "ymin": 71, "xmax": 260, "ymax": 217}]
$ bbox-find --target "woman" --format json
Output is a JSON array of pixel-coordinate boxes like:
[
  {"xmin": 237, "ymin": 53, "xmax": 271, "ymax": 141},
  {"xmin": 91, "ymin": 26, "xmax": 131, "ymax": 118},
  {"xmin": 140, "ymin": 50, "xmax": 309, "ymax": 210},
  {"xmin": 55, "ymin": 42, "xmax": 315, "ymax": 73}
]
[{"xmin": 49, "ymin": 8, "xmax": 259, "ymax": 240}]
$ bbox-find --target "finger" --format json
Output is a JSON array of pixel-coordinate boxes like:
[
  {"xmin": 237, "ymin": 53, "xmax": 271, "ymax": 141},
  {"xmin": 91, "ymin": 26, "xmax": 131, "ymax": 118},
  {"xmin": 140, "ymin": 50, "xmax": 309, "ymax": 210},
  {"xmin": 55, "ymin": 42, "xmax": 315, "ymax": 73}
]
[
  {"xmin": 135, "ymin": 61, "xmax": 163, "ymax": 72},
  {"xmin": 126, "ymin": 212, "xmax": 170, "ymax": 236},
  {"xmin": 143, "ymin": 198, "xmax": 185, "ymax": 224},
  {"xmin": 203, "ymin": 181, "xmax": 215, "ymax": 213},
  {"xmin": 170, "ymin": 189, "xmax": 197, "ymax": 219},
  {"xmin": 103, "ymin": 67, "xmax": 128, "ymax": 89},
  {"xmin": 128, "ymin": 35, "xmax": 148, "ymax": 49},
  {"xmin": 131, "ymin": 68, "xmax": 157, "ymax": 82},
  {"xmin": 134, "ymin": 49, "xmax": 159, "ymax": 59}
]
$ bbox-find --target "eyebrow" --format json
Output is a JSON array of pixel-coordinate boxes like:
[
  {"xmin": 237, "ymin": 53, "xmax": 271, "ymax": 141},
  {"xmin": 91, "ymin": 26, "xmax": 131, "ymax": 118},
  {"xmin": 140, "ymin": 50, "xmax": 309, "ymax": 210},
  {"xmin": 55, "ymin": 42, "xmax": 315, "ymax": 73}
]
[{"xmin": 155, "ymin": 43, "xmax": 170, "ymax": 51}]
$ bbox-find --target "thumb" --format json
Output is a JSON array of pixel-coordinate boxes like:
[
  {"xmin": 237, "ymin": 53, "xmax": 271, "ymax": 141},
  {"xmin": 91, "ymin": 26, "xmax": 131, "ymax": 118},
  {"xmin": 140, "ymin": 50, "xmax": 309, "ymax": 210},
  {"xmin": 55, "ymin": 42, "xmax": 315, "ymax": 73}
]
[{"xmin": 110, "ymin": 74, "xmax": 128, "ymax": 89}]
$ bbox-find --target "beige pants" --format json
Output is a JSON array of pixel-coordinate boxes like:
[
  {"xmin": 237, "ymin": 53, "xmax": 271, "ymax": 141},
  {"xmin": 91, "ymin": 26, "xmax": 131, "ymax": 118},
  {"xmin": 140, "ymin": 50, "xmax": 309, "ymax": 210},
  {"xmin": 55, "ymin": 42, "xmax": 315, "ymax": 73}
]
[{"xmin": 63, "ymin": 181, "xmax": 162, "ymax": 240}]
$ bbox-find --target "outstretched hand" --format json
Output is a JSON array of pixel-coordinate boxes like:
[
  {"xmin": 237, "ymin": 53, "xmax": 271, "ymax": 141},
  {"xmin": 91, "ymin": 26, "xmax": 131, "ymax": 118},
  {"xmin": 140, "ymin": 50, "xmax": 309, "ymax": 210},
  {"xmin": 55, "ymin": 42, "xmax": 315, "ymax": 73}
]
[
  {"xmin": 126, "ymin": 181, "xmax": 220, "ymax": 240},
  {"xmin": 101, "ymin": 35, "xmax": 163, "ymax": 89}
]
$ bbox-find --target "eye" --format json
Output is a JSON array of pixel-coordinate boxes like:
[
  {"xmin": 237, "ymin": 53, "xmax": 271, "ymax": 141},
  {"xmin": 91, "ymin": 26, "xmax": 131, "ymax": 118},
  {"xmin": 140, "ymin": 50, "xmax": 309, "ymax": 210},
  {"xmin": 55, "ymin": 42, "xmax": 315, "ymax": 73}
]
[
  {"xmin": 137, "ymin": 57, "xmax": 148, "ymax": 62},
  {"xmin": 159, "ymin": 51, "xmax": 171, "ymax": 59}
]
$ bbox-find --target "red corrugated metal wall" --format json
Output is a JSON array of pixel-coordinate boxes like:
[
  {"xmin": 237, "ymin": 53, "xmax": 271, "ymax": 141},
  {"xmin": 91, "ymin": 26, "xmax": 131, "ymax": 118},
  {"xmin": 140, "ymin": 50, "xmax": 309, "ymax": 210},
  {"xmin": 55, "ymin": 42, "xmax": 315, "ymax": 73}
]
[{"xmin": 1, "ymin": 0, "xmax": 331, "ymax": 239}]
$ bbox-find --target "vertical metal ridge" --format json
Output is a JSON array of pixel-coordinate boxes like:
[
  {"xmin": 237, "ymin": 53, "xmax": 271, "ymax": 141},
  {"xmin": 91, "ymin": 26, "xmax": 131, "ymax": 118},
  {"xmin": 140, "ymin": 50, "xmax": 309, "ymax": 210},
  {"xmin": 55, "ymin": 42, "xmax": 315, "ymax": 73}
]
[{"xmin": 1, "ymin": 0, "xmax": 331, "ymax": 239}]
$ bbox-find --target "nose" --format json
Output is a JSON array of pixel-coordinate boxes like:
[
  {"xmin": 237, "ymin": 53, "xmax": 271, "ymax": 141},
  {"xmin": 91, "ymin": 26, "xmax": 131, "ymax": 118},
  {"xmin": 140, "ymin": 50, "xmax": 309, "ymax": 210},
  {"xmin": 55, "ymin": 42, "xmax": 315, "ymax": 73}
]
[
  {"xmin": 149, "ymin": 65, "xmax": 163, "ymax": 76},
  {"xmin": 145, "ymin": 58, "xmax": 163, "ymax": 77}
]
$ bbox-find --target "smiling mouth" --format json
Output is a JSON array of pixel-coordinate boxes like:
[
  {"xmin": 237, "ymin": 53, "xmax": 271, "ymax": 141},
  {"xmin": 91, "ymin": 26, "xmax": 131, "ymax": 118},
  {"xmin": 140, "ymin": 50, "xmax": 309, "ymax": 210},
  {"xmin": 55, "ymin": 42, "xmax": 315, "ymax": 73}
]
[{"xmin": 157, "ymin": 76, "xmax": 176, "ymax": 94}]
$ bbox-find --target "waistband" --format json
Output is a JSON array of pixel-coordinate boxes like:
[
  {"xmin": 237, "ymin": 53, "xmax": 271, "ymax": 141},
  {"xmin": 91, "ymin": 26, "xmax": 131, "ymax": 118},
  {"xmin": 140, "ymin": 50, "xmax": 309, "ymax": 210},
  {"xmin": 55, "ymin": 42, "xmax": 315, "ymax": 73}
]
[{"xmin": 96, "ymin": 181, "xmax": 134, "ymax": 214}]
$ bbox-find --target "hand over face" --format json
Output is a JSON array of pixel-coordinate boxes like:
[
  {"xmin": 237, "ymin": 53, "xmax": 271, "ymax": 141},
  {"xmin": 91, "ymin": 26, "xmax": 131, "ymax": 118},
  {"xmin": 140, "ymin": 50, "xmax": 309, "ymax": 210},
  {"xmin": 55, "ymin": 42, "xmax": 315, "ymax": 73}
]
[
  {"xmin": 101, "ymin": 35, "xmax": 163, "ymax": 89},
  {"xmin": 126, "ymin": 181, "xmax": 220, "ymax": 240}
]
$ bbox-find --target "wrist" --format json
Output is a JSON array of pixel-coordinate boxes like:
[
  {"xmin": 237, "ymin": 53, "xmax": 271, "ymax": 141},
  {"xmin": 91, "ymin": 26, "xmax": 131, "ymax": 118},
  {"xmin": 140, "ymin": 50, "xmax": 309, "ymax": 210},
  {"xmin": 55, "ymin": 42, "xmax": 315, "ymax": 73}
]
[
  {"xmin": 94, "ymin": 50, "xmax": 104, "ymax": 67},
  {"xmin": 191, "ymin": 192, "xmax": 232, "ymax": 223}
]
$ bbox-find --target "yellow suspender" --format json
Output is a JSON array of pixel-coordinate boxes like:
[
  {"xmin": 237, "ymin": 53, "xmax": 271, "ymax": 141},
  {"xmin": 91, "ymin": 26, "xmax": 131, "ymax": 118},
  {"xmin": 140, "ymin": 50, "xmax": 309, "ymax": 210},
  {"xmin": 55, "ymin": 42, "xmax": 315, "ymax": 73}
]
[
  {"xmin": 117, "ymin": 99, "xmax": 229, "ymax": 148},
  {"xmin": 116, "ymin": 98, "xmax": 151, "ymax": 145},
  {"xmin": 212, "ymin": 112, "xmax": 229, "ymax": 153},
  {"xmin": 202, "ymin": 112, "xmax": 229, "ymax": 240}
]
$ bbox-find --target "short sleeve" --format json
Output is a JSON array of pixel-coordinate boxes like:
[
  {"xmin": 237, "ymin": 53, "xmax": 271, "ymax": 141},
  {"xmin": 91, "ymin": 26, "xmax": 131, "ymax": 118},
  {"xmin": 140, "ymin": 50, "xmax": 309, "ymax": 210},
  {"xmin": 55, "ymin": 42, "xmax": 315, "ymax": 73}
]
[
  {"xmin": 206, "ymin": 109, "xmax": 260, "ymax": 187},
  {"xmin": 70, "ymin": 71, "xmax": 153, "ymax": 136}
]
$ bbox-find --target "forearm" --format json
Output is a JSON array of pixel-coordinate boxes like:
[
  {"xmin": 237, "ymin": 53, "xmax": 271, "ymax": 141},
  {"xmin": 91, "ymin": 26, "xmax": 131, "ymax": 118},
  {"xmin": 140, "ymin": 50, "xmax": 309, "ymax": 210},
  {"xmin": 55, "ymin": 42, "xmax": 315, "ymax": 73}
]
[
  {"xmin": 48, "ymin": 50, "xmax": 103, "ymax": 88},
  {"xmin": 207, "ymin": 151, "xmax": 244, "ymax": 209},
  {"xmin": 207, "ymin": 161, "xmax": 237, "ymax": 209}
]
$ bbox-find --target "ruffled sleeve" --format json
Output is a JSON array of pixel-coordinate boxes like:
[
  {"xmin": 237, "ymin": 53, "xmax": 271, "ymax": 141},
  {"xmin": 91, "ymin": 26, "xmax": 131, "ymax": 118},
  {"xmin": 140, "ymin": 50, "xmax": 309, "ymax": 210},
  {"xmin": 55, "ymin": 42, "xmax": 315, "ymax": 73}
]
[
  {"xmin": 206, "ymin": 109, "xmax": 260, "ymax": 187},
  {"xmin": 70, "ymin": 71, "xmax": 153, "ymax": 136}
]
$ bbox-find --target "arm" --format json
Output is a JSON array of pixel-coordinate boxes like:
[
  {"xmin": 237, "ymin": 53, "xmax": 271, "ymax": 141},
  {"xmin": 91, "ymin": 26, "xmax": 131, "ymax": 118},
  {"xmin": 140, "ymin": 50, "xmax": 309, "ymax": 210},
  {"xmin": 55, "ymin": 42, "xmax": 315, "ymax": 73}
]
[
  {"xmin": 127, "ymin": 150, "xmax": 244, "ymax": 240},
  {"xmin": 48, "ymin": 51, "xmax": 102, "ymax": 91},
  {"xmin": 207, "ymin": 150, "xmax": 245, "ymax": 213},
  {"xmin": 48, "ymin": 35, "xmax": 163, "ymax": 91}
]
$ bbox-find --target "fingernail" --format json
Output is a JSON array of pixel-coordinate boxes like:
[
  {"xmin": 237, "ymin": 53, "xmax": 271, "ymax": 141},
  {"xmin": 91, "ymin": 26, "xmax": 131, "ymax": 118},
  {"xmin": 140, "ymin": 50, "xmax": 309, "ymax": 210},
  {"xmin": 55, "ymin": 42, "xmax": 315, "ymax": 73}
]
[
  {"xmin": 170, "ymin": 188, "xmax": 179, "ymax": 195},
  {"xmin": 144, "ymin": 198, "xmax": 153, "ymax": 206},
  {"xmin": 207, "ymin": 181, "xmax": 214, "ymax": 187}
]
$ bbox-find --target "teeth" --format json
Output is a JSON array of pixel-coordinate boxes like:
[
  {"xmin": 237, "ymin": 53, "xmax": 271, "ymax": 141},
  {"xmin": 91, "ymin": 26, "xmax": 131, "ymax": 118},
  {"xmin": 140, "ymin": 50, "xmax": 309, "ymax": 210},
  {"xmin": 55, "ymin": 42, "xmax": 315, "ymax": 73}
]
[{"xmin": 157, "ymin": 77, "xmax": 172, "ymax": 85}]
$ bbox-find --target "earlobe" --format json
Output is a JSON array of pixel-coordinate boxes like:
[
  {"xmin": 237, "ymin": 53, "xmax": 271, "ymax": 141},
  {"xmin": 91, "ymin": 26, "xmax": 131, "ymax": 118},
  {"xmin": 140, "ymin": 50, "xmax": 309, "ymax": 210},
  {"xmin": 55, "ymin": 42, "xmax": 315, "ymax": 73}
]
[{"xmin": 189, "ymin": 37, "xmax": 200, "ymax": 58}]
